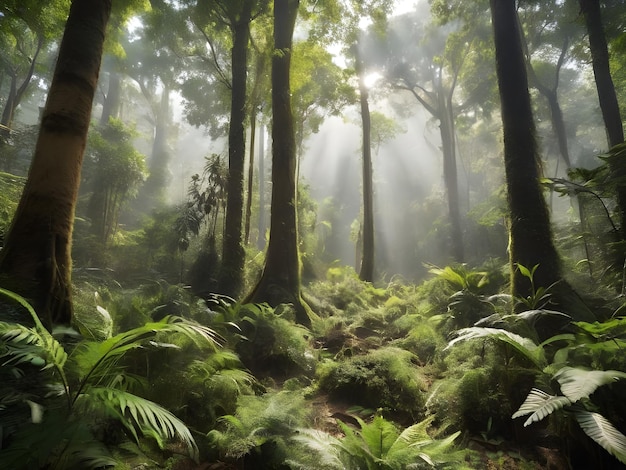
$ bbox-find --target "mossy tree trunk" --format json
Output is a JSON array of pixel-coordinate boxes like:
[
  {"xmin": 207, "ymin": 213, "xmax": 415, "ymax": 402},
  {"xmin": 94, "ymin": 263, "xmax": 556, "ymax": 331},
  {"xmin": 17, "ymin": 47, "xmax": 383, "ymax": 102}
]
[
  {"xmin": 219, "ymin": 3, "xmax": 254, "ymax": 297},
  {"xmin": 356, "ymin": 47, "xmax": 375, "ymax": 283},
  {"xmin": 246, "ymin": 0, "xmax": 310, "ymax": 326},
  {"xmin": 0, "ymin": 0, "xmax": 112, "ymax": 329},
  {"xmin": 489, "ymin": 0, "xmax": 562, "ymax": 300}
]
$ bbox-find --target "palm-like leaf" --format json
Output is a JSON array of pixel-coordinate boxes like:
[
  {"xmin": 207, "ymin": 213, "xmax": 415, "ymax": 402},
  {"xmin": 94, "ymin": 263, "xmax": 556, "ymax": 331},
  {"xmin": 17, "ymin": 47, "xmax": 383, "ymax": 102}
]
[
  {"xmin": 446, "ymin": 327, "xmax": 545, "ymax": 368},
  {"xmin": 82, "ymin": 386, "xmax": 199, "ymax": 461},
  {"xmin": 72, "ymin": 316, "xmax": 221, "ymax": 387},
  {"xmin": 574, "ymin": 409, "xmax": 626, "ymax": 465},
  {"xmin": 555, "ymin": 367, "xmax": 626, "ymax": 402},
  {"xmin": 512, "ymin": 388, "xmax": 571, "ymax": 427},
  {"xmin": 1, "ymin": 323, "xmax": 68, "ymax": 371}
]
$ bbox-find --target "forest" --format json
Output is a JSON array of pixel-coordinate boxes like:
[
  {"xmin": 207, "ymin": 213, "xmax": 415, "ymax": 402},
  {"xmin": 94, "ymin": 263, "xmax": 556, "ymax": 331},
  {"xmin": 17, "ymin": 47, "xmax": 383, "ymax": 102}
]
[{"xmin": 0, "ymin": 0, "xmax": 626, "ymax": 468}]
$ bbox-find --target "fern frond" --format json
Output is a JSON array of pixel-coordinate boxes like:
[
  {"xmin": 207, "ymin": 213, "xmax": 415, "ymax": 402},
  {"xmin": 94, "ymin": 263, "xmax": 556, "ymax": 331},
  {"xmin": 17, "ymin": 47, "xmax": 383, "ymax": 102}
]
[
  {"xmin": 574, "ymin": 409, "xmax": 626, "ymax": 465},
  {"xmin": 292, "ymin": 428, "xmax": 345, "ymax": 468},
  {"xmin": 512, "ymin": 388, "xmax": 571, "ymax": 427},
  {"xmin": 83, "ymin": 387, "xmax": 199, "ymax": 461},
  {"xmin": 360, "ymin": 414, "xmax": 399, "ymax": 459},
  {"xmin": 153, "ymin": 316, "xmax": 223, "ymax": 348},
  {"xmin": 555, "ymin": 367, "xmax": 626, "ymax": 402},
  {"xmin": 446, "ymin": 327, "xmax": 544, "ymax": 368},
  {"xmin": 1, "ymin": 323, "xmax": 68, "ymax": 371}
]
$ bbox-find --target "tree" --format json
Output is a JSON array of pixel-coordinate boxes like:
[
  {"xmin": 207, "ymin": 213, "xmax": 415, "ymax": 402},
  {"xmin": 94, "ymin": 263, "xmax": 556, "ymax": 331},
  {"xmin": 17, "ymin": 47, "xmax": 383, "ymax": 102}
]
[
  {"xmin": 489, "ymin": 0, "xmax": 563, "ymax": 301},
  {"xmin": 0, "ymin": 1, "xmax": 70, "ymax": 136},
  {"xmin": 0, "ymin": 0, "xmax": 112, "ymax": 328},
  {"xmin": 579, "ymin": 0, "xmax": 626, "ymax": 235},
  {"xmin": 246, "ymin": 0, "xmax": 311, "ymax": 326},
  {"xmin": 518, "ymin": 0, "xmax": 582, "ymax": 171},
  {"xmin": 379, "ymin": 4, "xmax": 487, "ymax": 263},
  {"xmin": 355, "ymin": 44, "xmax": 375, "ymax": 282},
  {"xmin": 84, "ymin": 119, "xmax": 147, "ymax": 244}
]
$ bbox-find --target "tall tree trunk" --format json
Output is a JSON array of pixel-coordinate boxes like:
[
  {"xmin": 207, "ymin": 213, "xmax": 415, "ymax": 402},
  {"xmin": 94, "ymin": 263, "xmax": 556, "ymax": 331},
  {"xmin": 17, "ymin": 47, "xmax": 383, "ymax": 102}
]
[
  {"xmin": 144, "ymin": 85, "xmax": 171, "ymax": 205},
  {"xmin": 245, "ymin": 116, "xmax": 257, "ymax": 245},
  {"xmin": 219, "ymin": 4, "xmax": 253, "ymax": 297},
  {"xmin": 579, "ymin": 0, "xmax": 626, "ymax": 235},
  {"xmin": 490, "ymin": 0, "xmax": 561, "ymax": 300},
  {"xmin": 245, "ymin": 52, "xmax": 269, "ymax": 246},
  {"xmin": 257, "ymin": 124, "xmax": 267, "ymax": 251},
  {"xmin": 100, "ymin": 71, "xmax": 121, "ymax": 125},
  {"xmin": 440, "ymin": 90, "xmax": 464, "ymax": 262},
  {"xmin": 580, "ymin": 0, "xmax": 624, "ymax": 148},
  {"xmin": 246, "ymin": 0, "xmax": 310, "ymax": 326},
  {"xmin": 0, "ymin": 0, "xmax": 112, "ymax": 329},
  {"xmin": 356, "ymin": 49, "xmax": 375, "ymax": 283}
]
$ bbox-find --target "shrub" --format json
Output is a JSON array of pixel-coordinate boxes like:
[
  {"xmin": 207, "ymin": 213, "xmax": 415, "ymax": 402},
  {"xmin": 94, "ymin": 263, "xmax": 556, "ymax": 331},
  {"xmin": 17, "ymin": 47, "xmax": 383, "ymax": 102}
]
[{"xmin": 316, "ymin": 347, "xmax": 426, "ymax": 421}]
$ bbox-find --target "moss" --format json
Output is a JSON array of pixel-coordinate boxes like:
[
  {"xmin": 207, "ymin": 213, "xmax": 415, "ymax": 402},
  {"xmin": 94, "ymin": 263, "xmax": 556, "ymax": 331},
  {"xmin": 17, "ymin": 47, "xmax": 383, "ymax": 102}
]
[
  {"xmin": 316, "ymin": 347, "xmax": 426, "ymax": 421},
  {"xmin": 0, "ymin": 172, "xmax": 25, "ymax": 241}
]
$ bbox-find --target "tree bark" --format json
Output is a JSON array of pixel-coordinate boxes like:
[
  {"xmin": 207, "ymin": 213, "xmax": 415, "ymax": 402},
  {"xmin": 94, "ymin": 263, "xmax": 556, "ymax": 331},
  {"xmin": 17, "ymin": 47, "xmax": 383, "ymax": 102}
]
[
  {"xmin": 0, "ymin": 0, "xmax": 112, "ymax": 329},
  {"xmin": 100, "ymin": 71, "xmax": 121, "ymax": 126},
  {"xmin": 145, "ymin": 85, "xmax": 171, "ymax": 204},
  {"xmin": 246, "ymin": 0, "xmax": 310, "ymax": 326},
  {"xmin": 356, "ymin": 49, "xmax": 375, "ymax": 282},
  {"xmin": 245, "ymin": 116, "xmax": 257, "ymax": 245},
  {"xmin": 490, "ymin": 0, "xmax": 561, "ymax": 300},
  {"xmin": 219, "ymin": 3, "xmax": 253, "ymax": 297},
  {"xmin": 439, "ymin": 89, "xmax": 464, "ymax": 262},
  {"xmin": 257, "ymin": 123, "xmax": 267, "ymax": 251}
]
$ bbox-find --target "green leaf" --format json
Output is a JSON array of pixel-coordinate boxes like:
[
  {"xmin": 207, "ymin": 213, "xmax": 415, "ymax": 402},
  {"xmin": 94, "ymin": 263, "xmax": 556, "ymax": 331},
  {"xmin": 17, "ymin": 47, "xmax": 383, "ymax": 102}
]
[
  {"xmin": 446, "ymin": 327, "xmax": 545, "ymax": 368},
  {"xmin": 360, "ymin": 414, "xmax": 399, "ymax": 459},
  {"xmin": 512, "ymin": 388, "xmax": 571, "ymax": 427},
  {"xmin": 574, "ymin": 409, "xmax": 626, "ymax": 465},
  {"xmin": 555, "ymin": 367, "xmax": 626, "ymax": 402}
]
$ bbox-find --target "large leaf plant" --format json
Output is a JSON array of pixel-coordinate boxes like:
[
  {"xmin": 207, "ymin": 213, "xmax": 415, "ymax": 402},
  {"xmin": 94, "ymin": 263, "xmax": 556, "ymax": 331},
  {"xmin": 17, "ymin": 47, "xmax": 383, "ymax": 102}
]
[{"xmin": 446, "ymin": 282, "xmax": 626, "ymax": 466}]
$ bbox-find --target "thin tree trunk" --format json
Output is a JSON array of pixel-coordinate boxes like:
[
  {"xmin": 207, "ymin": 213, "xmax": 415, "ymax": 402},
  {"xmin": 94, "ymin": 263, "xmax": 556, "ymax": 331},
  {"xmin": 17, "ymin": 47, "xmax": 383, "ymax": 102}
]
[
  {"xmin": 580, "ymin": 0, "xmax": 626, "ymax": 236},
  {"xmin": 246, "ymin": 0, "xmax": 310, "ymax": 326},
  {"xmin": 245, "ymin": 116, "xmax": 256, "ymax": 245},
  {"xmin": 0, "ymin": 0, "xmax": 112, "ymax": 328},
  {"xmin": 1, "ymin": 35, "xmax": 44, "ymax": 133},
  {"xmin": 145, "ymin": 85, "xmax": 171, "ymax": 203},
  {"xmin": 257, "ymin": 124, "xmax": 266, "ymax": 251},
  {"xmin": 580, "ymin": 0, "xmax": 624, "ymax": 148},
  {"xmin": 440, "ymin": 90, "xmax": 464, "ymax": 262},
  {"xmin": 356, "ymin": 49, "xmax": 375, "ymax": 283},
  {"xmin": 219, "ymin": 4, "xmax": 253, "ymax": 297}
]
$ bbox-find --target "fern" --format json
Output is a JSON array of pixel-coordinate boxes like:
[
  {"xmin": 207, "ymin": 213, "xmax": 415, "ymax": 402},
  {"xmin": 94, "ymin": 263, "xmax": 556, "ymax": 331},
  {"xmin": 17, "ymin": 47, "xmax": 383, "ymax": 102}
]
[
  {"xmin": 293, "ymin": 415, "xmax": 469, "ymax": 470},
  {"xmin": 82, "ymin": 387, "xmax": 199, "ymax": 460},
  {"xmin": 0, "ymin": 292, "xmax": 215, "ymax": 467}
]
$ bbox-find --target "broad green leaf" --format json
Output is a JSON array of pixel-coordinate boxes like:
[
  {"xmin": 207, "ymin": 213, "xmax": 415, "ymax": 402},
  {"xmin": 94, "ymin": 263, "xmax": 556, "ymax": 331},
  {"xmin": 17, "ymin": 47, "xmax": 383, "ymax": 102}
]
[
  {"xmin": 555, "ymin": 367, "xmax": 626, "ymax": 402},
  {"xmin": 512, "ymin": 388, "xmax": 571, "ymax": 427},
  {"xmin": 446, "ymin": 327, "xmax": 545, "ymax": 368},
  {"xmin": 575, "ymin": 410, "xmax": 626, "ymax": 465}
]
